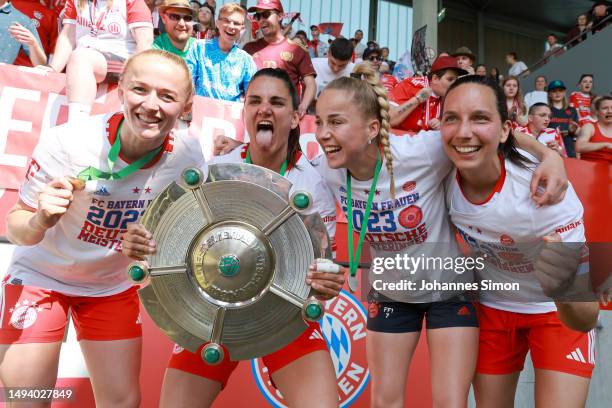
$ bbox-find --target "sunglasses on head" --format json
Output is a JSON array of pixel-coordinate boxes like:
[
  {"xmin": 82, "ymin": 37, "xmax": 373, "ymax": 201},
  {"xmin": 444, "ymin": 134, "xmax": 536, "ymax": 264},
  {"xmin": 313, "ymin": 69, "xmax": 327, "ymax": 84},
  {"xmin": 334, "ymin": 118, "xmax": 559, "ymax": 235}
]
[
  {"xmin": 253, "ymin": 10, "xmax": 276, "ymax": 20},
  {"xmin": 166, "ymin": 12, "xmax": 194, "ymax": 23}
]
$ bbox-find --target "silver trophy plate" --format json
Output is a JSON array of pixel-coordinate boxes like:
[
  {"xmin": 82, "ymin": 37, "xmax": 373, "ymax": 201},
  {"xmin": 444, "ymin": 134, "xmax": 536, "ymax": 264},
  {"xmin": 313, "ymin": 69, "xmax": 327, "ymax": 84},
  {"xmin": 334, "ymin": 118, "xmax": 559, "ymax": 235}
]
[{"xmin": 128, "ymin": 163, "xmax": 331, "ymax": 364}]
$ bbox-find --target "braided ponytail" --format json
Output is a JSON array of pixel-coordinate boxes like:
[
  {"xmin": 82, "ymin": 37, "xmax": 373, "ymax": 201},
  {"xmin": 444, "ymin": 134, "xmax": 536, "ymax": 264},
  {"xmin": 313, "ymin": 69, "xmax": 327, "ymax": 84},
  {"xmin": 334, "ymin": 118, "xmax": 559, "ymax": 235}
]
[{"xmin": 351, "ymin": 64, "xmax": 395, "ymax": 199}]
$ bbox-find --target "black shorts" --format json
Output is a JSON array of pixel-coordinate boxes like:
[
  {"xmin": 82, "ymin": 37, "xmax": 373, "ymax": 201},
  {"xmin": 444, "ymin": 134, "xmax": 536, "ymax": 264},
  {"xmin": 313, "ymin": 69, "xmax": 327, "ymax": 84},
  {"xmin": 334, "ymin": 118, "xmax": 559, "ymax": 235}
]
[{"xmin": 366, "ymin": 292, "xmax": 479, "ymax": 333}]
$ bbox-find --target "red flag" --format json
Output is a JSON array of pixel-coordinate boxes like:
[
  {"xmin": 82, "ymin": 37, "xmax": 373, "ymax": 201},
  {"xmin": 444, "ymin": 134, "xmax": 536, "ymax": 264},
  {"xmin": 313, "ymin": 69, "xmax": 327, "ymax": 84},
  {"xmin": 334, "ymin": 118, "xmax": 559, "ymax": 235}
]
[{"xmin": 318, "ymin": 22, "xmax": 343, "ymax": 37}]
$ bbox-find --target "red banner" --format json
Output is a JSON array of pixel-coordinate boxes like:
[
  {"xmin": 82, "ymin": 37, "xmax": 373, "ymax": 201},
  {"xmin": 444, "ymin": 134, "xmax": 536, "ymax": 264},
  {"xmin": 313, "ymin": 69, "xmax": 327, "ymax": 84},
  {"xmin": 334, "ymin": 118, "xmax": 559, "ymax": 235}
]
[
  {"xmin": 318, "ymin": 22, "xmax": 344, "ymax": 37},
  {"xmin": 0, "ymin": 64, "xmax": 324, "ymax": 191}
]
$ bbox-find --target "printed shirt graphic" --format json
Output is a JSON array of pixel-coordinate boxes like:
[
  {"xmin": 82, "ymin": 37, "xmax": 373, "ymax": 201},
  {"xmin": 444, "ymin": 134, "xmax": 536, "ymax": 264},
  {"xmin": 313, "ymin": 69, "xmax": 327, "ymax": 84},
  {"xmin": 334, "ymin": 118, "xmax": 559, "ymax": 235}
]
[
  {"xmin": 569, "ymin": 91, "xmax": 592, "ymax": 119},
  {"xmin": 9, "ymin": 113, "xmax": 205, "ymax": 296},
  {"xmin": 516, "ymin": 125, "xmax": 567, "ymax": 157},
  {"xmin": 212, "ymin": 144, "xmax": 337, "ymax": 251},
  {"xmin": 447, "ymin": 152, "xmax": 587, "ymax": 313},
  {"xmin": 244, "ymin": 37, "xmax": 316, "ymax": 94},
  {"xmin": 185, "ymin": 37, "xmax": 257, "ymax": 102},
  {"xmin": 63, "ymin": 0, "xmax": 152, "ymax": 59},
  {"xmin": 312, "ymin": 131, "xmax": 466, "ymax": 301}
]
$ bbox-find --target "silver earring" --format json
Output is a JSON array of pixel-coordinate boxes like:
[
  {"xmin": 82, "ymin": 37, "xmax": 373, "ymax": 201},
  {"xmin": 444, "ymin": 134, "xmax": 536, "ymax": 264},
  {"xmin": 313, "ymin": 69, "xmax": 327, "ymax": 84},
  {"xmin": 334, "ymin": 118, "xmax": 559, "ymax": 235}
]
[{"xmin": 368, "ymin": 139, "xmax": 373, "ymax": 145}]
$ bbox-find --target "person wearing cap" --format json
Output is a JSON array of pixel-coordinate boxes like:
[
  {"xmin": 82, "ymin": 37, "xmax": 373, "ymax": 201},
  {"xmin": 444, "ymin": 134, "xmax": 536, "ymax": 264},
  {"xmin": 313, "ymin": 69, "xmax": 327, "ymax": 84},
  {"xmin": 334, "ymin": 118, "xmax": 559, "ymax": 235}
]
[
  {"xmin": 42, "ymin": 0, "xmax": 154, "ymax": 121},
  {"xmin": 184, "ymin": 2, "xmax": 256, "ymax": 101},
  {"xmin": 308, "ymin": 24, "xmax": 328, "ymax": 58},
  {"xmin": 243, "ymin": 0, "xmax": 316, "ymax": 118},
  {"xmin": 452, "ymin": 46, "xmax": 475, "ymax": 75},
  {"xmin": 548, "ymin": 79, "xmax": 580, "ymax": 157},
  {"xmin": 389, "ymin": 55, "xmax": 467, "ymax": 132},
  {"xmin": 153, "ymin": 0, "xmax": 196, "ymax": 57}
]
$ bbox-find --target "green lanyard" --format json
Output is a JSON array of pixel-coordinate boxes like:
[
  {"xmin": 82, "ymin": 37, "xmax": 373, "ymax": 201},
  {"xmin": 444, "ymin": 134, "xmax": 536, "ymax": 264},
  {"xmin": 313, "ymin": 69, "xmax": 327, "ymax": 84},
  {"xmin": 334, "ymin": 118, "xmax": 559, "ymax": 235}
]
[
  {"xmin": 347, "ymin": 150, "xmax": 382, "ymax": 278},
  {"xmin": 245, "ymin": 148, "xmax": 288, "ymax": 176},
  {"xmin": 77, "ymin": 121, "xmax": 163, "ymax": 181}
]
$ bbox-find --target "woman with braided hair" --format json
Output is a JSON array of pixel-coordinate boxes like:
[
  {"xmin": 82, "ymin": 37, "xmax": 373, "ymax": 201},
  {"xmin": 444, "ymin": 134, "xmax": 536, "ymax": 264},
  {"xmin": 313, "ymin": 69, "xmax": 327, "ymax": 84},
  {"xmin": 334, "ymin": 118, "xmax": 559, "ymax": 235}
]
[{"xmin": 313, "ymin": 63, "xmax": 571, "ymax": 407}]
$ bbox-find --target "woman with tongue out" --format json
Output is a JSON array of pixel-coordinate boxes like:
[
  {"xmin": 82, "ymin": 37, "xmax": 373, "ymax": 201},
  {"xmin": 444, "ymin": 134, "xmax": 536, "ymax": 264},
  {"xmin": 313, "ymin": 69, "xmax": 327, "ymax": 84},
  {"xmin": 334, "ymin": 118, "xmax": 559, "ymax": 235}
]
[
  {"xmin": 313, "ymin": 64, "xmax": 570, "ymax": 407},
  {"xmin": 123, "ymin": 68, "xmax": 344, "ymax": 408}
]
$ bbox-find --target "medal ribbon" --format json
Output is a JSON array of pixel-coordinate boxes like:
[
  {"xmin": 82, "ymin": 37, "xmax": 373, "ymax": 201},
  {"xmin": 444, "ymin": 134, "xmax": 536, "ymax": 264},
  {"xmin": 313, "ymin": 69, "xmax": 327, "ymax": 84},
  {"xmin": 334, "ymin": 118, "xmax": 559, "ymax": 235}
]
[
  {"xmin": 77, "ymin": 121, "xmax": 163, "ymax": 181},
  {"xmin": 245, "ymin": 148, "xmax": 287, "ymax": 176},
  {"xmin": 346, "ymin": 150, "xmax": 382, "ymax": 278}
]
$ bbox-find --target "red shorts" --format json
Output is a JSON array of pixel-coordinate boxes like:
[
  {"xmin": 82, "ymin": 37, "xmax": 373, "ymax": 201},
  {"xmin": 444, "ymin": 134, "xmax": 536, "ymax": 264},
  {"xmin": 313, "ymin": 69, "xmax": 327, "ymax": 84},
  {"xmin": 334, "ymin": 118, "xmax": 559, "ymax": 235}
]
[
  {"xmin": 476, "ymin": 305, "xmax": 595, "ymax": 378},
  {"xmin": 0, "ymin": 284, "xmax": 141, "ymax": 343},
  {"xmin": 168, "ymin": 323, "xmax": 329, "ymax": 386}
]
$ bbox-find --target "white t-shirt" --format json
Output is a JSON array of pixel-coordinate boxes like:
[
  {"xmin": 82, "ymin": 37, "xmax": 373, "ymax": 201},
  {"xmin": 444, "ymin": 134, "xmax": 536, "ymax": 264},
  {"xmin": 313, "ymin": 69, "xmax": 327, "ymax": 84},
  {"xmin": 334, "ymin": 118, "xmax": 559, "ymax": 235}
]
[
  {"xmin": 524, "ymin": 90, "xmax": 548, "ymax": 110},
  {"xmin": 354, "ymin": 42, "xmax": 366, "ymax": 58},
  {"xmin": 312, "ymin": 57, "xmax": 354, "ymax": 96},
  {"xmin": 8, "ymin": 113, "xmax": 206, "ymax": 296},
  {"xmin": 508, "ymin": 61, "xmax": 528, "ymax": 77},
  {"xmin": 63, "ymin": 0, "xmax": 153, "ymax": 59},
  {"xmin": 312, "ymin": 131, "xmax": 469, "ymax": 302},
  {"xmin": 447, "ymin": 153, "xmax": 587, "ymax": 313},
  {"xmin": 212, "ymin": 144, "xmax": 337, "ymax": 253}
]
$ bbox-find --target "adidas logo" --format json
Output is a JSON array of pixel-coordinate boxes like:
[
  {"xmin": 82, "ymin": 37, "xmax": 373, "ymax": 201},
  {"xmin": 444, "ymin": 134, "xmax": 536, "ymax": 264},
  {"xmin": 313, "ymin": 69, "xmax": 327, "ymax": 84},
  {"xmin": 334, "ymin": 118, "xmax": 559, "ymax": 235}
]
[
  {"xmin": 135, "ymin": 313, "xmax": 142, "ymax": 325},
  {"xmin": 94, "ymin": 186, "xmax": 110, "ymax": 196},
  {"xmin": 566, "ymin": 347, "xmax": 587, "ymax": 363},
  {"xmin": 457, "ymin": 306, "xmax": 471, "ymax": 316}
]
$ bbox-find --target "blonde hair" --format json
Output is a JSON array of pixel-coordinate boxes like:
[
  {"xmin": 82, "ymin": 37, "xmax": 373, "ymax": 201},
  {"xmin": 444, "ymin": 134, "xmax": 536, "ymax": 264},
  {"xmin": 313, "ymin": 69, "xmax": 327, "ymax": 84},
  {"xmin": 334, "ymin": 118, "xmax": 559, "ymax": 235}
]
[
  {"xmin": 324, "ymin": 63, "xmax": 395, "ymax": 199},
  {"xmin": 121, "ymin": 49, "xmax": 194, "ymax": 99},
  {"xmin": 219, "ymin": 3, "xmax": 246, "ymax": 18},
  {"xmin": 79, "ymin": 0, "xmax": 114, "ymax": 11}
]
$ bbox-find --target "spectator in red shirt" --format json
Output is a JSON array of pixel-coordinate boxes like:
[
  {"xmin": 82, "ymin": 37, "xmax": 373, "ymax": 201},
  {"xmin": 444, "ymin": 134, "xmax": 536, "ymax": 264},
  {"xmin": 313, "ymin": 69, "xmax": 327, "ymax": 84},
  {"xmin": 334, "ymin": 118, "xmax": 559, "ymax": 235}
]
[
  {"xmin": 244, "ymin": 0, "xmax": 316, "ymax": 118},
  {"xmin": 379, "ymin": 61, "xmax": 397, "ymax": 93},
  {"xmin": 13, "ymin": 0, "xmax": 59, "ymax": 67},
  {"xmin": 389, "ymin": 55, "xmax": 466, "ymax": 132},
  {"xmin": 569, "ymin": 74, "xmax": 595, "ymax": 120},
  {"xmin": 576, "ymin": 95, "xmax": 612, "ymax": 163}
]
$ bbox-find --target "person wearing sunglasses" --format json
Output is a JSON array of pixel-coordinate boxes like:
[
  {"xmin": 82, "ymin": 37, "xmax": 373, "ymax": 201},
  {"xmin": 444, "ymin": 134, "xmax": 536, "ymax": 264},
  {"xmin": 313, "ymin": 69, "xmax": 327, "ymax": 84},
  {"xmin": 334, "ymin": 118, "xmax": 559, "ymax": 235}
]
[
  {"xmin": 185, "ymin": 2, "xmax": 257, "ymax": 102},
  {"xmin": 153, "ymin": 0, "xmax": 196, "ymax": 58},
  {"xmin": 244, "ymin": 0, "xmax": 317, "ymax": 119},
  {"xmin": 362, "ymin": 46, "xmax": 382, "ymax": 71}
]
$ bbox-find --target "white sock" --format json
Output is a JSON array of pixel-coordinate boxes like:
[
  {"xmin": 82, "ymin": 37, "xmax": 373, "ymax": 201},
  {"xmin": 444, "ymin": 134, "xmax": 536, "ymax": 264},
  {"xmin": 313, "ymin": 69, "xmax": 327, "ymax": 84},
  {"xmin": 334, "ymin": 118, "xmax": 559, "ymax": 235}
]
[{"xmin": 68, "ymin": 103, "xmax": 92, "ymax": 121}]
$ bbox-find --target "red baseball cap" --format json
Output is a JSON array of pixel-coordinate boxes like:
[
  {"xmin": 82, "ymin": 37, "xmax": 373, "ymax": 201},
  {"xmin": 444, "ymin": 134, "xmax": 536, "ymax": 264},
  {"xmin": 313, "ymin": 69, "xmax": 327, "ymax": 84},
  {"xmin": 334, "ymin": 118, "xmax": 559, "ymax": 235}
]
[
  {"xmin": 430, "ymin": 55, "xmax": 468, "ymax": 75},
  {"xmin": 248, "ymin": 0, "xmax": 284, "ymax": 13}
]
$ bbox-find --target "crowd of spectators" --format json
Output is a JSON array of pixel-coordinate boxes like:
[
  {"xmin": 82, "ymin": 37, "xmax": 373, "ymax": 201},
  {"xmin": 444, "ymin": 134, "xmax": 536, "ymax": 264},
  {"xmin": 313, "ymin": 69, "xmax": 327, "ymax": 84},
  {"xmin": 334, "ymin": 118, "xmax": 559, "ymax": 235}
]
[{"xmin": 1, "ymin": 0, "xmax": 610, "ymax": 164}]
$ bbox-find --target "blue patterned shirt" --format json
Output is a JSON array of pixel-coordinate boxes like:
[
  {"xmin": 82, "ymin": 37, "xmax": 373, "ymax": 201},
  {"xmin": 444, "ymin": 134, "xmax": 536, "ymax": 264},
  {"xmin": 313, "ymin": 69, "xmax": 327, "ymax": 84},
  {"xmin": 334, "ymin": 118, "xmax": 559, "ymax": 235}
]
[
  {"xmin": 0, "ymin": 2, "xmax": 42, "ymax": 64},
  {"xmin": 185, "ymin": 37, "xmax": 257, "ymax": 102}
]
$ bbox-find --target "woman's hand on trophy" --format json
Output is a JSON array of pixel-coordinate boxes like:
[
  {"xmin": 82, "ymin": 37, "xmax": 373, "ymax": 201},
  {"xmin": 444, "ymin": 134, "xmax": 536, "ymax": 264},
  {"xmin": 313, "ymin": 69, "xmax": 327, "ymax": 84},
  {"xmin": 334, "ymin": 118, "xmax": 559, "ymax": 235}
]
[
  {"xmin": 306, "ymin": 259, "xmax": 347, "ymax": 300},
  {"xmin": 123, "ymin": 223, "xmax": 156, "ymax": 260}
]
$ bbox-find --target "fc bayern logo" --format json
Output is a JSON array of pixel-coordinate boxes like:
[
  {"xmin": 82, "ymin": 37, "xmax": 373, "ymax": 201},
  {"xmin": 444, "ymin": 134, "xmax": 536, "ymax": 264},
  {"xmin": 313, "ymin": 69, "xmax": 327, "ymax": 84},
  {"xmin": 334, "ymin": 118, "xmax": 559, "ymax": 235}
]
[
  {"xmin": 252, "ymin": 290, "xmax": 369, "ymax": 407},
  {"xmin": 9, "ymin": 301, "xmax": 41, "ymax": 330}
]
